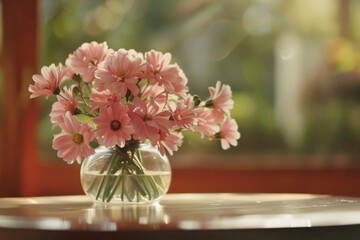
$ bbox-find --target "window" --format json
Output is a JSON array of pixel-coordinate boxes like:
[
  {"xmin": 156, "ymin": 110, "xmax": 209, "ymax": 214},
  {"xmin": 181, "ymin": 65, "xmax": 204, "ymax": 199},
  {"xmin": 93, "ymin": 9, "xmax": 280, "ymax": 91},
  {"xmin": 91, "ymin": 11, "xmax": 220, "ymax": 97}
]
[
  {"xmin": 39, "ymin": 0, "xmax": 360, "ymax": 159},
  {"xmin": 2, "ymin": 0, "xmax": 360, "ymax": 197}
]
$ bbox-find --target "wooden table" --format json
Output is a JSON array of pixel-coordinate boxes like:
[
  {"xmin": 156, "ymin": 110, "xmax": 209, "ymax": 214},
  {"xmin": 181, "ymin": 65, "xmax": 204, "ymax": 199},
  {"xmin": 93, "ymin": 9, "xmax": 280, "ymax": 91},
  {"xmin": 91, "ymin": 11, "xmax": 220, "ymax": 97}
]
[{"xmin": 1, "ymin": 193, "xmax": 360, "ymax": 239}]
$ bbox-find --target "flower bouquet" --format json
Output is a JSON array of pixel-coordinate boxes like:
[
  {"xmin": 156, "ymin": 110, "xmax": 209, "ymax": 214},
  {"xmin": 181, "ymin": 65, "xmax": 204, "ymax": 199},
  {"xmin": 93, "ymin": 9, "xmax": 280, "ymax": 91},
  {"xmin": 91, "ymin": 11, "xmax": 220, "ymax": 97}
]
[{"xmin": 29, "ymin": 41, "xmax": 240, "ymax": 204}]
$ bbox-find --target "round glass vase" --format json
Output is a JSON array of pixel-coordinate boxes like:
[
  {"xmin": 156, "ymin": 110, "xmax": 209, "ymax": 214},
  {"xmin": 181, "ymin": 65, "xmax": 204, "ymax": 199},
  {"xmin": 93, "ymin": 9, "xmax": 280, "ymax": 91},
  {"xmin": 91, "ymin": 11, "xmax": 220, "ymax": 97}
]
[{"xmin": 80, "ymin": 142, "xmax": 171, "ymax": 205}]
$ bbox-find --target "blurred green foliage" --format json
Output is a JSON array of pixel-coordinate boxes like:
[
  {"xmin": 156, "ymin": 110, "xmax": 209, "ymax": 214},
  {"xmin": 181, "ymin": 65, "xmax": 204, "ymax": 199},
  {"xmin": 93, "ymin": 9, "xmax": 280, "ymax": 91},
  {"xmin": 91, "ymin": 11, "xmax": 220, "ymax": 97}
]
[{"xmin": 38, "ymin": 0, "xmax": 360, "ymax": 160}]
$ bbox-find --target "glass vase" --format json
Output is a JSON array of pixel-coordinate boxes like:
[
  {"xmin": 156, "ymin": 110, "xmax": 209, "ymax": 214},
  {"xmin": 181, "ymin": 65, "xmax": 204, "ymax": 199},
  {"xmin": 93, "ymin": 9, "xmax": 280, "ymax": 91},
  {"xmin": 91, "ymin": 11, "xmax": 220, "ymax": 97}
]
[{"xmin": 80, "ymin": 142, "xmax": 171, "ymax": 205}]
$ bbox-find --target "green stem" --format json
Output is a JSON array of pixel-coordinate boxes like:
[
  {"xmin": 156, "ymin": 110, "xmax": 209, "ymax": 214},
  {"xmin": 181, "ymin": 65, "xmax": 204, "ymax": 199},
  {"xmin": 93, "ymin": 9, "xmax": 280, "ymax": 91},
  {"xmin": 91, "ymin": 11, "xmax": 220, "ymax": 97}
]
[
  {"xmin": 120, "ymin": 166, "xmax": 126, "ymax": 201},
  {"xmin": 138, "ymin": 176, "xmax": 152, "ymax": 200},
  {"xmin": 102, "ymin": 154, "xmax": 123, "ymax": 202},
  {"xmin": 106, "ymin": 167, "xmax": 124, "ymax": 202},
  {"xmin": 90, "ymin": 144, "xmax": 165, "ymax": 203},
  {"xmin": 95, "ymin": 150, "xmax": 120, "ymax": 201},
  {"xmin": 85, "ymin": 154, "xmax": 111, "ymax": 194},
  {"xmin": 148, "ymin": 175, "xmax": 160, "ymax": 198}
]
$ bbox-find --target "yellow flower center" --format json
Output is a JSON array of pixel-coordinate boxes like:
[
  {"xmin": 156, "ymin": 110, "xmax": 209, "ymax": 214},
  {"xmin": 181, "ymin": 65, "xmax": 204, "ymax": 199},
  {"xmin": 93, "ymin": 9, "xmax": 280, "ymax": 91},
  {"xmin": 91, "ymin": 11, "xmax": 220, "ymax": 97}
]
[{"xmin": 72, "ymin": 133, "xmax": 84, "ymax": 144}]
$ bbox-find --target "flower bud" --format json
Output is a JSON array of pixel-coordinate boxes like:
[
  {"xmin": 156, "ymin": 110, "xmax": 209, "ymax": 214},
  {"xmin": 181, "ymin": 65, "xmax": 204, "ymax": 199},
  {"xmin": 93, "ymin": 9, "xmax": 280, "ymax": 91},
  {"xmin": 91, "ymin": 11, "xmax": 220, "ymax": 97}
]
[
  {"xmin": 73, "ymin": 86, "xmax": 82, "ymax": 96},
  {"xmin": 193, "ymin": 95, "xmax": 201, "ymax": 107},
  {"xmin": 53, "ymin": 87, "xmax": 61, "ymax": 95},
  {"xmin": 72, "ymin": 73, "xmax": 82, "ymax": 83},
  {"xmin": 204, "ymin": 99, "xmax": 214, "ymax": 108},
  {"xmin": 73, "ymin": 107, "xmax": 82, "ymax": 115}
]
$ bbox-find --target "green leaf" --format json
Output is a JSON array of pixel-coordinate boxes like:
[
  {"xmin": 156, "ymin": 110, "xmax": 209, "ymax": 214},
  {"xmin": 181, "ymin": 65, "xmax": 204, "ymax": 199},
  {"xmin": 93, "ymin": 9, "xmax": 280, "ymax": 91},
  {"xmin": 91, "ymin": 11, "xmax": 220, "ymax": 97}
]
[{"xmin": 76, "ymin": 114, "xmax": 96, "ymax": 129}]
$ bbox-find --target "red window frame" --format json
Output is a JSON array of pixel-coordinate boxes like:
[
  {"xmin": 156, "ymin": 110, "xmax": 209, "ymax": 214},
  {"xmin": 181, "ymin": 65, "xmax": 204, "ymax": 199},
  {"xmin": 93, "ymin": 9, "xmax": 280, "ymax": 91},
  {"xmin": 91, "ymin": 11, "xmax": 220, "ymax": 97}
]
[{"xmin": 1, "ymin": 0, "xmax": 360, "ymax": 198}]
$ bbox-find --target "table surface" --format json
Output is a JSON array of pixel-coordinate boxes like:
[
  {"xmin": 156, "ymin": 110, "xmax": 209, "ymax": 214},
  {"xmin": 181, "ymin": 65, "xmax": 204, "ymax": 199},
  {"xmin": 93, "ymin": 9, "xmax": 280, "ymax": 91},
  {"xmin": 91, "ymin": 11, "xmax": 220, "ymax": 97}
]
[{"xmin": 1, "ymin": 193, "xmax": 360, "ymax": 239}]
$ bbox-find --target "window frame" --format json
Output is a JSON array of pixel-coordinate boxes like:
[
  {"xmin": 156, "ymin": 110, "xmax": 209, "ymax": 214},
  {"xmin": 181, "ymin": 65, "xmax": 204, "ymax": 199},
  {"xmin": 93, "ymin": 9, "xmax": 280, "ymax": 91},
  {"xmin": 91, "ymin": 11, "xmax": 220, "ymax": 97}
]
[{"xmin": 1, "ymin": 0, "xmax": 360, "ymax": 198}]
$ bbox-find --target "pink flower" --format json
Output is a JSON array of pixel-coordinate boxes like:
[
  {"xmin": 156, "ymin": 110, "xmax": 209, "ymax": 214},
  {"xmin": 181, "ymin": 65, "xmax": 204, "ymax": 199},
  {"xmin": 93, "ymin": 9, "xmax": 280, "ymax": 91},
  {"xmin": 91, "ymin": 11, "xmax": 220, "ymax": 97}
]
[
  {"xmin": 145, "ymin": 50, "xmax": 175, "ymax": 85},
  {"xmin": 156, "ymin": 130, "xmax": 183, "ymax": 156},
  {"xmin": 170, "ymin": 68, "xmax": 188, "ymax": 98},
  {"xmin": 169, "ymin": 96, "xmax": 196, "ymax": 130},
  {"xmin": 140, "ymin": 83, "xmax": 167, "ymax": 106},
  {"xmin": 89, "ymin": 89, "xmax": 121, "ymax": 110},
  {"xmin": 93, "ymin": 104, "xmax": 134, "ymax": 148},
  {"xmin": 29, "ymin": 63, "xmax": 70, "ymax": 99},
  {"xmin": 195, "ymin": 108, "xmax": 220, "ymax": 138},
  {"xmin": 208, "ymin": 108, "xmax": 226, "ymax": 123},
  {"xmin": 66, "ymin": 41, "xmax": 109, "ymax": 83},
  {"xmin": 144, "ymin": 50, "xmax": 188, "ymax": 96},
  {"xmin": 128, "ymin": 98, "xmax": 171, "ymax": 143},
  {"xmin": 52, "ymin": 112, "xmax": 95, "ymax": 164},
  {"xmin": 207, "ymin": 81, "xmax": 234, "ymax": 118},
  {"xmin": 217, "ymin": 118, "xmax": 240, "ymax": 150},
  {"xmin": 94, "ymin": 49, "xmax": 144, "ymax": 96},
  {"xmin": 50, "ymin": 85, "xmax": 79, "ymax": 125}
]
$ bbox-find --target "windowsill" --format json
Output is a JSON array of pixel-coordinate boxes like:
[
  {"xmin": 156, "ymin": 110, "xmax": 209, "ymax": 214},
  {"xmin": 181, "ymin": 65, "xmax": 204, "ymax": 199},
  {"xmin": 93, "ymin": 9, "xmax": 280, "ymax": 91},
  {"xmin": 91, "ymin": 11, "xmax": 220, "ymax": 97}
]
[{"xmin": 169, "ymin": 153, "xmax": 360, "ymax": 170}]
